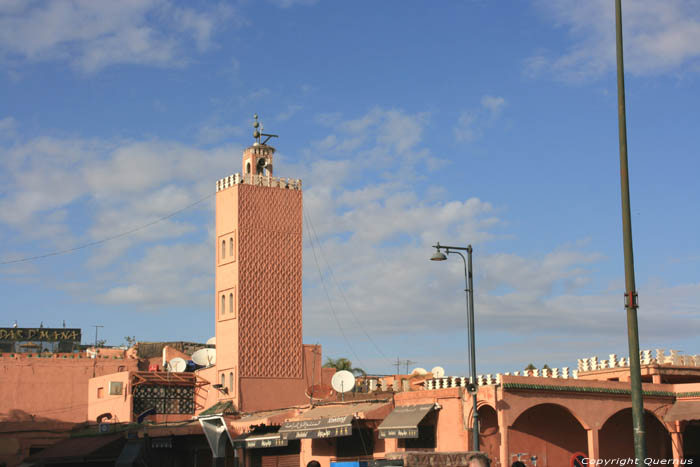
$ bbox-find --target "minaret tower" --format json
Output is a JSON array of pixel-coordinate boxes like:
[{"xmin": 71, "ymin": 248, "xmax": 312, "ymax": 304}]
[{"xmin": 213, "ymin": 115, "xmax": 303, "ymax": 411}]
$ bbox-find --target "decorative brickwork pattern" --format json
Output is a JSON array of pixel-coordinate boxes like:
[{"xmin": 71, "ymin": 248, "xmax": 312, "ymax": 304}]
[{"xmin": 237, "ymin": 184, "xmax": 303, "ymax": 378}]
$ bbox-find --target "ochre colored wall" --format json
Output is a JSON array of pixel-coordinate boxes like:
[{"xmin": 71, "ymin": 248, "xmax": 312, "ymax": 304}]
[
  {"xmin": 87, "ymin": 371, "xmax": 133, "ymax": 423},
  {"xmin": 509, "ymin": 403, "xmax": 588, "ymax": 467},
  {"xmin": 236, "ymin": 183, "xmax": 303, "ymax": 380},
  {"xmin": 214, "ymin": 170, "xmax": 307, "ymax": 412},
  {"xmin": 394, "ymin": 388, "xmax": 469, "ymax": 453},
  {"xmin": 599, "ymin": 409, "xmax": 672, "ymax": 459},
  {"xmin": 0, "ymin": 352, "xmax": 138, "ymax": 423},
  {"xmin": 0, "ymin": 419, "xmax": 77, "ymax": 467},
  {"xmin": 238, "ymin": 344, "xmax": 323, "ymax": 412}
]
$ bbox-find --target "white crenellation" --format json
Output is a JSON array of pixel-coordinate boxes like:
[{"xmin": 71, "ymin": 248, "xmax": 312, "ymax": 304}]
[
  {"xmin": 216, "ymin": 173, "xmax": 302, "ymax": 192},
  {"xmin": 656, "ymin": 349, "xmax": 665, "ymax": 364}
]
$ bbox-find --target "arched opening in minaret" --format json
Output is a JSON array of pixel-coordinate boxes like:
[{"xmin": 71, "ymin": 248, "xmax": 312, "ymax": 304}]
[{"xmin": 246, "ymin": 162, "xmax": 251, "ymax": 174}]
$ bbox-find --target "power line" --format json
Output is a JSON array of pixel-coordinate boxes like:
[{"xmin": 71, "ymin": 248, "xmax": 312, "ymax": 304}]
[
  {"xmin": 303, "ymin": 207, "xmax": 394, "ymax": 370},
  {"xmin": 302, "ymin": 209, "xmax": 366, "ymax": 371},
  {"xmin": 0, "ymin": 192, "xmax": 215, "ymax": 265}
]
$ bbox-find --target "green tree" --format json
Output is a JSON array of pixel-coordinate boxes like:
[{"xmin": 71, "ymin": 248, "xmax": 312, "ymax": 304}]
[
  {"xmin": 525, "ymin": 363, "xmax": 536, "ymax": 371},
  {"xmin": 123, "ymin": 336, "xmax": 137, "ymax": 347},
  {"xmin": 323, "ymin": 357, "xmax": 366, "ymax": 376}
]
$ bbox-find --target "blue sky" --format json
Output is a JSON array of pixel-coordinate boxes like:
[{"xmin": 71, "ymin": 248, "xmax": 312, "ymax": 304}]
[{"xmin": 2, "ymin": 0, "xmax": 700, "ymax": 377}]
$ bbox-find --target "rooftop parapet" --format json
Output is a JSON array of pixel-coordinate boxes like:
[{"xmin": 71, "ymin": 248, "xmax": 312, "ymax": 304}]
[
  {"xmin": 216, "ymin": 173, "xmax": 302, "ymax": 192},
  {"xmin": 577, "ymin": 349, "xmax": 700, "ymax": 372}
]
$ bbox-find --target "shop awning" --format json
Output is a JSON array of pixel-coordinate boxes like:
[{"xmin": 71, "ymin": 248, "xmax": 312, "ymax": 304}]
[
  {"xmin": 663, "ymin": 400, "xmax": 700, "ymax": 422},
  {"xmin": 229, "ymin": 408, "xmax": 297, "ymax": 433},
  {"xmin": 378, "ymin": 404, "xmax": 438, "ymax": 439},
  {"xmin": 24, "ymin": 434, "xmax": 125, "ymax": 464},
  {"xmin": 279, "ymin": 401, "xmax": 391, "ymax": 440},
  {"xmin": 233, "ymin": 430, "xmax": 288, "ymax": 449}
]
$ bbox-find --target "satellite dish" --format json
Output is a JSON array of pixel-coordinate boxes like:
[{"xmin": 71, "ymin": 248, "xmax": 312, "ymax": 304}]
[
  {"xmin": 411, "ymin": 367, "xmax": 428, "ymax": 375},
  {"xmin": 206, "ymin": 336, "xmax": 216, "ymax": 346},
  {"xmin": 331, "ymin": 370, "xmax": 356, "ymax": 393},
  {"xmin": 431, "ymin": 366, "xmax": 445, "ymax": 378},
  {"xmin": 192, "ymin": 348, "xmax": 216, "ymax": 367},
  {"xmin": 169, "ymin": 357, "xmax": 187, "ymax": 373}
]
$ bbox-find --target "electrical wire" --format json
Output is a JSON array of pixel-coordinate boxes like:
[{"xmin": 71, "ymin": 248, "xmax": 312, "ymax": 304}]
[
  {"xmin": 302, "ymin": 209, "xmax": 366, "ymax": 371},
  {"xmin": 303, "ymin": 207, "xmax": 394, "ymax": 370},
  {"xmin": 0, "ymin": 192, "xmax": 215, "ymax": 265}
]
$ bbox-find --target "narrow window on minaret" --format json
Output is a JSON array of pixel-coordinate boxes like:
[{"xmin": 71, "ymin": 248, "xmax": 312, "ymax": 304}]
[
  {"xmin": 229, "ymin": 293, "xmax": 233, "ymax": 315},
  {"xmin": 246, "ymin": 162, "xmax": 251, "ymax": 174},
  {"xmin": 221, "ymin": 295, "xmax": 225, "ymax": 316},
  {"xmin": 229, "ymin": 237, "xmax": 233, "ymax": 257},
  {"xmin": 221, "ymin": 373, "xmax": 225, "ymax": 388},
  {"xmin": 222, "ymin": 240, "xmax": 226, "ymax": 259},
  {"xmin": 229, "ymin": 372, "xmax": 233, "ymax": 394}
]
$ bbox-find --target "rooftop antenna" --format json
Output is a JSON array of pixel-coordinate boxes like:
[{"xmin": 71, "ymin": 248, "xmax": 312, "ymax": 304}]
[
  {"xmin": 92, "ymin": 324, "xmax": 103, "ymax": 377},
  {"xmin": 252, "ymin": 114, "xmax": 278, "ymax": 146},
  {"xmin": 393, "ymin": 357, "xmax": 417, "ymax": 374}
]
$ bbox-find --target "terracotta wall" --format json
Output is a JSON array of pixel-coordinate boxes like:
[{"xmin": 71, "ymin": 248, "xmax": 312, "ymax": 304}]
[
  {"xmin": 238, "ymin": 344, "xmax": 324, "ymax": 412},
  {"xmin": 394, "ymin": 388, "xmax": 469, "ymax": 453},
  {"xmin": 0, "ymin": 352, "xmax": 138, "ymax": 423},
  {"xmin": 87, "ymin": 371, "xmax": 133, "ymax": 423}
]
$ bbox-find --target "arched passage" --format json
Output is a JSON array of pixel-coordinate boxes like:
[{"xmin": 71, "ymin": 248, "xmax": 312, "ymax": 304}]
[
  {"xmin": 599, "ymin": 408, "xmax": 671, "ymax": 459},
  {"xmin": 478, "ymin": 404, "xmax": 499, "ymax": 462},
  {"xmin": 510, "ymin": 403, "xmax": 587, "ymax": 466},
  {"xmin": 684, "ymin": 421, "xmax": 700, "ymax": 463}
]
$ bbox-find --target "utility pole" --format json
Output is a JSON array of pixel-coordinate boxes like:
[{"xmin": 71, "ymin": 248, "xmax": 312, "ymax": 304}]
[
  {"xmin": 614, "ymin": 0, "xmax": 646, "ymax": 461},
  {"xmin": 404, "ymin": 360, "xmax": 416, "ymax": 374},
  {"xmin": 393, "ymin": 357, "xmax": 416, "ymax": 374},
  {"xmin": 92, "ymin": 325, "xmax": 103, "ymax": 377}
]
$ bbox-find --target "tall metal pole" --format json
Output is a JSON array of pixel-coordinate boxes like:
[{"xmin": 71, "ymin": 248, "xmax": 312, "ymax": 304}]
[
  {"xmin": 614, "ymin": 0, "xmax": 646, "ymax": 460},
  {"xmin": 431, "ymin": 243, "xmax": 479, "ymax": 451},
  {"xmin": 92, "ymin": 325, "xmax": 103, "ymax": 377},
  {"xmin": 465, "ymin": 245, "xmax": 479, "ymax": 451}
]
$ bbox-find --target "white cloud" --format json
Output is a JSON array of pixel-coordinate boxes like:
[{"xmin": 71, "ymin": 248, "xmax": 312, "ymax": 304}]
[
  {"xmin": 0, "ymin": 116, "xmax": 17, "ymax": 139},
  {"xmin": 529, "ymin": 0, "xmax": 700, "ymax": 81},
  {"xmin": 267, "ymin": 0, "xmax": 319, "ymax": 8},
  {"xmin": 454, "ymin": 96, "xmax": 507, "ymax": 143},
  {"xmin": 0, "ymin": 1, "xmax": 234, "ymax": 72},
  {"xmin": 481, "ymin": 95, "xmax": 506, "ymax": 117},
  {"xmin": 454, "ymin": 111, "xmax": 479, "ymax": 143},
  {"xmin": 197, "ymin": 123, "xmax": 244, "ymax": 145},
  {"xmin": 276, "ymin": 104, "xmax": 303, "ymax": 122},
  {"xmin": 98, "ymin": 242, "xmax": 212, "ymax": 308}
]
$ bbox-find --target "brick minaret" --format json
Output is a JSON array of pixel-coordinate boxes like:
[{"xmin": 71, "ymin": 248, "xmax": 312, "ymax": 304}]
[{"xmin": 213, "ymin": 120, "xmax": 304, "ymax": 411}]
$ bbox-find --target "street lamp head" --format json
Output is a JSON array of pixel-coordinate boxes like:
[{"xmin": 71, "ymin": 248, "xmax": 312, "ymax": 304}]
[{"xmin": 430, "ymin": 250, "xmax": 447, "ymax": 261}]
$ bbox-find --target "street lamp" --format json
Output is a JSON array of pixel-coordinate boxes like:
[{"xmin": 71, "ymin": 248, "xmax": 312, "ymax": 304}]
[{"xmin": 430, "ymin": 242, "xmax": 479, "ymax": 451}]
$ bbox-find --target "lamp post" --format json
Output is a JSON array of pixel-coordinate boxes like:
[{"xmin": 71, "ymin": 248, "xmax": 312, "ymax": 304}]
[
  {"xmin": 431, "ymin": 242, "xmax": 479, "ymax": 451},
  {"xmin": 614, "ymin": 0, "xmax": 646, "ymax": 460}
]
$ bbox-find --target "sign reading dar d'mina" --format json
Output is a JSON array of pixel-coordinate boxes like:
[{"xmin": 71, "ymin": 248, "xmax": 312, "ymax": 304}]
[{"xmin": 0, "ymin": 328, "xmax": 81, "ymax": 343}]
